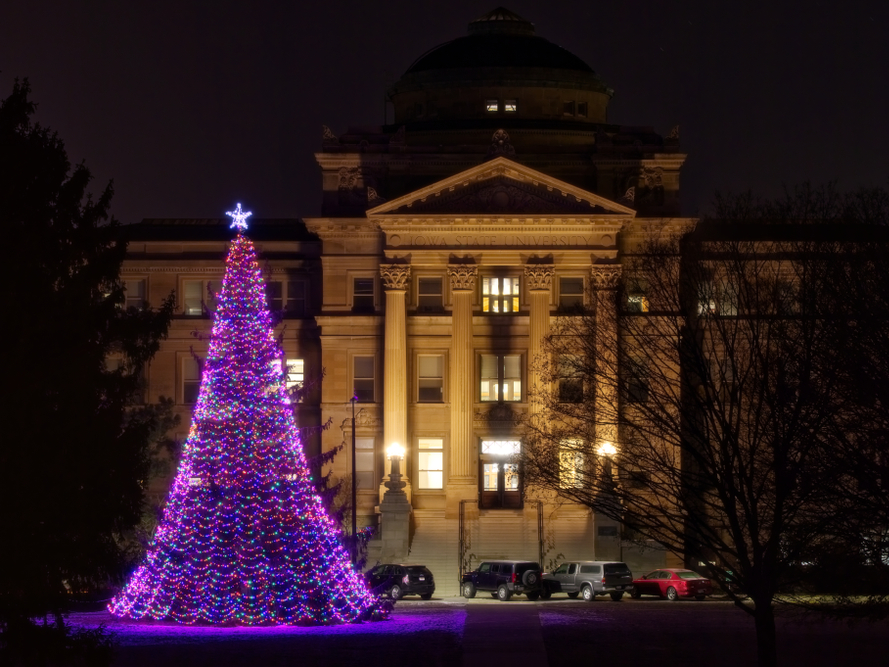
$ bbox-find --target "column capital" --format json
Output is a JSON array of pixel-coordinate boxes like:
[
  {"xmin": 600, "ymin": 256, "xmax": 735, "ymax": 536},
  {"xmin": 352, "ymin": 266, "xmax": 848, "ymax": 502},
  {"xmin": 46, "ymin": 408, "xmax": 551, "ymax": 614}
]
[
  {"xmin": 590, "ymin": 265, "xmax": 622, "ymax": 290},
  {"xmin": 447, "ymin": 264, "xmax": 478, "ymax": 291},
  {"xmin": 524, "ymin": 265, "xmax": 554, "ymax": 291},
  {"xmin": 380, "ymin": 264, "xmax": 411, "ymax": 290}
]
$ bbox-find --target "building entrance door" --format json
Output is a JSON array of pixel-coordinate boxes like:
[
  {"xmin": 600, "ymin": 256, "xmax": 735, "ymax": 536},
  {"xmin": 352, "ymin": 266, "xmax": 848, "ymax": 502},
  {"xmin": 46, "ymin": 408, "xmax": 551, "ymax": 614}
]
[{"xmin": 479, "ymin": 440, "xmax": 522, "ymax": 509}]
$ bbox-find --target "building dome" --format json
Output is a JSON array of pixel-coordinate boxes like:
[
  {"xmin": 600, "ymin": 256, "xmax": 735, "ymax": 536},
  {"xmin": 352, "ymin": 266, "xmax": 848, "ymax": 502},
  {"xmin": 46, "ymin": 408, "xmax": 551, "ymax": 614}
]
[{"xmin": 389, "ymin": 8, "xmax": 612, "ymax": 125}]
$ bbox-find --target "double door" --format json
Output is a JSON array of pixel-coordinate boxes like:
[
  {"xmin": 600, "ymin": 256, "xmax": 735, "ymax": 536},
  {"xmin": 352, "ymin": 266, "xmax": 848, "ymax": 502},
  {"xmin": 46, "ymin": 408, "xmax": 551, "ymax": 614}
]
[{"xmin": 479, "ymin": 440, "xmax": 522, "ymax": 509}]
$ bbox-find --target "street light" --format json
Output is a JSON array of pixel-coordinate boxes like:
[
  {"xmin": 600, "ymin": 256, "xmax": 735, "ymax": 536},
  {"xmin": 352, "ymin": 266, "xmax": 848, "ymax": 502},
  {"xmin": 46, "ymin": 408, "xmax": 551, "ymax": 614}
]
[{"xmin": 350, "ymin": 394, "xmax": 357, "ymax": 565}]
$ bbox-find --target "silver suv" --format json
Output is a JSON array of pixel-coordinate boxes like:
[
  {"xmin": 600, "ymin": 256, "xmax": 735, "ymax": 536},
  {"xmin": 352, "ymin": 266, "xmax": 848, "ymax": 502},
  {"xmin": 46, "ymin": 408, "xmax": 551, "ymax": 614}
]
[{"xmin": 543, "ymin": 561, "xmax": 633, "ymax": 601}]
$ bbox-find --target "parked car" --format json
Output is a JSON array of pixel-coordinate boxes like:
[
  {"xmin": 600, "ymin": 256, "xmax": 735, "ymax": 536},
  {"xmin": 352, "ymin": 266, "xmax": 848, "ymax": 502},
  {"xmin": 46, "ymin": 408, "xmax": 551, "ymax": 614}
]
[
  {"xmin": 461, "ymin": 560, "xmax": 545, "ymax": 601},
  {"xmin": 631, "ymin": 568, "xmax": 713, "ymax": 600},
  {"xmin": 543, "ymin": 561, "xmax": 634, "ymax": 601},
  {"xmin": 365, "ymin": 563, "xmax": 435, "ymax": 600}
]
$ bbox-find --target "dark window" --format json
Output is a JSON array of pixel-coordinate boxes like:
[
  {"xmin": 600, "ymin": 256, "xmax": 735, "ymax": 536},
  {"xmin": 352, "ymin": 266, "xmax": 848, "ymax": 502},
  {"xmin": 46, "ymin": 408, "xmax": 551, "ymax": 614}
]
[
  {"xmin": 418, "ymin": 277, "xmax": 443, "ymax": 311},
  {"xmin": 418, "ymin": 355, "xmax": 444, "ymax": 402},
  {"xmin": 559, "ymin": 277, "xmax": 584, "ymax": 310},
  {"xmin": 625, "ymin": 358, "xmax": 649, "ymax": 404},
  {"xmin": 125, "ymin": 279, "xmax": 146, "ymax": 310},
  {"xmin": 558, "ymin": 355, "xmax": 584, "ymax": 403},
  {"xmin": 563, "ymin": 101, "xmax": 576, "ymax": 116},
  {"xmin": 353, "ymin": 278, "xmax": 374, "ymax": 312},
  {"xmin": 577, "ymin": 102, "xmax": 588, "ymax": 117},
  {"xmin": 598, "ymin": 526, "xmax": 619, "ymax": 537},
  {"xmin": 354, "ymin": 356, "xmax": 375, "ymax": 402},
  {"xmin": 183, "ymin": 356, "xmax": 202, "ymax": 404}
]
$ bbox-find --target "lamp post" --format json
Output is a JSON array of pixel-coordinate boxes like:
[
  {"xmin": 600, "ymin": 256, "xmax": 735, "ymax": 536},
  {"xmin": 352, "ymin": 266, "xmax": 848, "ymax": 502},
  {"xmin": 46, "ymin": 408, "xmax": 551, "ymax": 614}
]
[
  {"xmin": 350, "ymin": 394, "xmax": 357, "ymax": 565},
  {"xmin": 596, "ymin": 441, "xmax": 617, "ymax": 489}
]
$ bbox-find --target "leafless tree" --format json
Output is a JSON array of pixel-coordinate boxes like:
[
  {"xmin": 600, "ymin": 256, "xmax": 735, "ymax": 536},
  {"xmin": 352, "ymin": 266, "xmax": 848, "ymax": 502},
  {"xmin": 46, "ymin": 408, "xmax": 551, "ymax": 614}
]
[{"xmin": 521, "ymin": 186, "xmax": 889, "ymax": 667}]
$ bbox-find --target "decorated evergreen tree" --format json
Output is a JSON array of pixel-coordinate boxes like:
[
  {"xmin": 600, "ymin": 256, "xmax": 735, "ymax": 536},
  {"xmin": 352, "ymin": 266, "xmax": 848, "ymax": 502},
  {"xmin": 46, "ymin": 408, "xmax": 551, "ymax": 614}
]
[{"xmin": 110, "ymin": 205, "xmax": 378, "ymax": 625}]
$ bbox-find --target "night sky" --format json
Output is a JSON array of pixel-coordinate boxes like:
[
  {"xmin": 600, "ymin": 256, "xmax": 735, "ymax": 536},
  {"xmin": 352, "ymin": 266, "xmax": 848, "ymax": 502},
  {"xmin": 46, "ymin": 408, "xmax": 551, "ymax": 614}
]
[{"xmin": 2, "ymin": 0, "xmax": 887, "ymax": 222}]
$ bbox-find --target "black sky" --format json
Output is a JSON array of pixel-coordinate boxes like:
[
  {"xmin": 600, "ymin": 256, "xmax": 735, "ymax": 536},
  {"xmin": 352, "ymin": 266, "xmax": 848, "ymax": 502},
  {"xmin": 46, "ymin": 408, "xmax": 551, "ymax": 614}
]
[{"xmin": 2, "ymin": 0, "xmax": 887, "ymax": 222}]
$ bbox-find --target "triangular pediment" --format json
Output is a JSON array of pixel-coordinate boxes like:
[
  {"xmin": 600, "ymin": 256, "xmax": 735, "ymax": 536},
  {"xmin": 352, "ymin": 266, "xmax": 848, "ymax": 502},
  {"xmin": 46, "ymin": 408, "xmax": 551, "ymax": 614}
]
[{"xmin": 366, "ymin": 157, "xmax": 636, "ymax": 217}]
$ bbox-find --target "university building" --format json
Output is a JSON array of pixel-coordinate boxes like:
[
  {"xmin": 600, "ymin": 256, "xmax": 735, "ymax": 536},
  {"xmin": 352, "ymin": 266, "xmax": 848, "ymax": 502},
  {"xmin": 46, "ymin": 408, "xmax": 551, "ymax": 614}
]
[{"xmin": 123, "ymin": 8, "xmax": 689, "ymax": 595}]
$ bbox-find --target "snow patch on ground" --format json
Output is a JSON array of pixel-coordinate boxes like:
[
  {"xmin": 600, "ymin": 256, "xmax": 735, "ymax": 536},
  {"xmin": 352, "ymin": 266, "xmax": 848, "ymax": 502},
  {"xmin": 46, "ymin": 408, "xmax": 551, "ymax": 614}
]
[{"xmin": 67, "ymin": 607, "xmax": 466, "ymax": 646}]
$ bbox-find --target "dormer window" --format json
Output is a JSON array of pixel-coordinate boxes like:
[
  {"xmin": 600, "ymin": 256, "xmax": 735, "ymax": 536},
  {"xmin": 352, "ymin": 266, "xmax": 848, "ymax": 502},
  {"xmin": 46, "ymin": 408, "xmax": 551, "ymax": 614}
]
[
  {"xmin": 504, "ymin": 100, "xmax": 517, "ymax": 113},
  {"xmin": 486, "ymin": 100, "xmax": 499, "ymax": 113}
]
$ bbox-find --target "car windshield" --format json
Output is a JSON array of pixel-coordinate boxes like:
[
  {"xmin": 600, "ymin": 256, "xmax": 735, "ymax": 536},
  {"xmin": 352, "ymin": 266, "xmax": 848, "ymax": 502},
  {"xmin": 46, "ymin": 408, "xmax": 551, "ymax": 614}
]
[
  {"xmin": 515, "ymin": 562, "xmax": 540, "ymax": 574},
  {"xmin": 604, "ymin": 563, "xmax": 630, "ymax": 574},
  {"xmin": 677, "ymin": 571, "xmax": 705, "ymax": 579},
  {"xmin": 406, "ymin": 566, "xmax": 432, "ymax": 576}
]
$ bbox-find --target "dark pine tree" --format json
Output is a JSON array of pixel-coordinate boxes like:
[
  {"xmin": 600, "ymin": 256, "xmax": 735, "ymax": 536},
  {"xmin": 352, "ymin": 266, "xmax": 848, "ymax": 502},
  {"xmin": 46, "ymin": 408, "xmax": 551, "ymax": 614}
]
[{"xmin": 0, "ymin": 79, "xmax": 175, "ymax": 661}]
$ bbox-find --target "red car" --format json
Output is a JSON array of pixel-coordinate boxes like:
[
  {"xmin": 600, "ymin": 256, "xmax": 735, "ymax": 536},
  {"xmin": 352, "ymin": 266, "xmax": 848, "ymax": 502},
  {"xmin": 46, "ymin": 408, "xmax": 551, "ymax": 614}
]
[{"xmin": 630, "ymin": 568, "xmax": 713, "ymax": 601}]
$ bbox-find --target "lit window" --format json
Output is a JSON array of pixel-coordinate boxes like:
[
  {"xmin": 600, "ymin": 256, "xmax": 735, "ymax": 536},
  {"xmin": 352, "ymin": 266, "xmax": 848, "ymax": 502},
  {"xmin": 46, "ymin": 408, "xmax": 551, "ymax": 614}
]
[
  {"xmin": 418, "ymin": 355, "xmax": 444, "ymax": 402},
  {"xmin": 504, "ymin": 100, "xmax": 517, "ymax": 112},
  {"xmin": 697, "ymin": 280, "xmax": 717, "ymax": 316},
  {"xmin": 183, "ymin": 279, "xmax": 217, "ymax": 316},
  {"xmin": 125, "ymin": 279, "xmax": 146, "ymax": 310},
  {"xmin": 481, "ymin": 440, "xmax": 521, "ymax": 456},
  {"xmin": 563, "ymin": 101, "xmax": 575, "ymax": 116},
  {"xmin": 480, "ymin": 354, "xmax": 521, "ymax": 402},
  {"xmin": 558, "ymin": 355, "xmax": 584, "ymax": 403},
  {"xmin": 482, "ymin": 277, "xmax": 520, "ymax": 313},
  {"xmin": 183, "ymin": 356, "xmax": 202, "ymax": 404},
  {"xmin": 355, "ymin": 437, "xmax": 375, "ymax": 490},
  {"xmin": 559, "ymin": 277, "xmax": 584, "ymax": 310},
  {"xmin": 268, "ymin": 280, "xmax": 308, "ymax": 317},
  {"xmin": 285, "ymin": 358, "xmax": 304, "ymax": 392},
  {"xmin": 627, "ymin": 295, "xmax": 650, "ymax": 312},
  {"xmin": 353, "ymin": 278, "xmax": 374, "ymax": 312},
  {"xmin": 560, "ymin": 440, "xmax": 585, "ymax": 489},
  {"xmin": 418, "ymin": 438, "xmax": 444, "ymax": 489},
  {"xmin": 577, "ymin": 102, "xmax": 588, "ymax": 117},
  {"xmin": 354, "ymin": 356, "xmax": 375, "ymax": 402},
  {"xmin": 417, "ymin": 277, "xmax": 443, "ymax": 312},
  {"xmin": 483, "ymin": 463, "xmax": 500, "ymax": 490},
  {"xmin": 486, "ymin": 99, "xmax": 499, "ymax": 112}
]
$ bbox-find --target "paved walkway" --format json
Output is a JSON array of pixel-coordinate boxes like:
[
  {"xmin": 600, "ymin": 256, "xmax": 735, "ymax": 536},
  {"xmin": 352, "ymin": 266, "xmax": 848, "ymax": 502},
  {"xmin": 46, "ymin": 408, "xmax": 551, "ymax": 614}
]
[{"xmin": 462, "ymin": 601, "xmax": 548, "ymax": 667}]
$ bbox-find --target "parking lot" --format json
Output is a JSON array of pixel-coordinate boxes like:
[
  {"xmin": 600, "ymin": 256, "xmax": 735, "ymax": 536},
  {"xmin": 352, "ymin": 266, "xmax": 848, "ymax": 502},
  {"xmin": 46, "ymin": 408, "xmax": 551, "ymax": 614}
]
[{"xmin": 73, "ymin": 597, "xmax": 889, "ymax": 667}]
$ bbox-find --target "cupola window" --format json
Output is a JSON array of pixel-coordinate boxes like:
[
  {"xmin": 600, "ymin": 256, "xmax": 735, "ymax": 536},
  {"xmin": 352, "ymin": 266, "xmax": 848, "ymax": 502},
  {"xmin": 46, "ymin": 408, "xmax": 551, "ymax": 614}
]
[
  {"xmin": 504, "ymin": 100, "xmax": 517, "ymax": 113},
  {"xmin": 486, "ymin": 99, "xmax": 499, "ymax": 113}
]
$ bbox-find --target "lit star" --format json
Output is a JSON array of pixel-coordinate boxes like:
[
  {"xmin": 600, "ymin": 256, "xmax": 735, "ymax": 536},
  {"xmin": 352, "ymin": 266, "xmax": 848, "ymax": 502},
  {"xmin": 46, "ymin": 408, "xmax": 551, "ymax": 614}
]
[{"xmin": 226, "ymin": 203, "xmax": 252, "ymax": 231}]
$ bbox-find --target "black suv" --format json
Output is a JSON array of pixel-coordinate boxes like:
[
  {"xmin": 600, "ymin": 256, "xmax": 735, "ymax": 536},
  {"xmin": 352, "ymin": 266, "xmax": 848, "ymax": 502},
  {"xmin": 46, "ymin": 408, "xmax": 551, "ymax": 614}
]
[
  {"xmin": 365, "ymin": 563, "xmax": 435, "ymax": 600},
  {"xmin": 461, "ymin": 560, "xmax": 546, "ymax": 601}
]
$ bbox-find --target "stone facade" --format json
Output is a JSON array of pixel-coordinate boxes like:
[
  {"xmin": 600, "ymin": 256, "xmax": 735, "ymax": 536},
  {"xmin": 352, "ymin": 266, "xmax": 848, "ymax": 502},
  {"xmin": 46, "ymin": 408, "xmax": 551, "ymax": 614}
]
[{"xmin": 121, "ymin": 8, "xmax": 689, "ymax": 595}]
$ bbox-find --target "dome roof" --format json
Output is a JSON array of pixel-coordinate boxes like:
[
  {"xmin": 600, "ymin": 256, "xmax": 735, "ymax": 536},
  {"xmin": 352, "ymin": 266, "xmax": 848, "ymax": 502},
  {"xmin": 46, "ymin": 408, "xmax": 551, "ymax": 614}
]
[{"xmin": 406, "ymin": 7, "xmax": 595, "ymax": 74}]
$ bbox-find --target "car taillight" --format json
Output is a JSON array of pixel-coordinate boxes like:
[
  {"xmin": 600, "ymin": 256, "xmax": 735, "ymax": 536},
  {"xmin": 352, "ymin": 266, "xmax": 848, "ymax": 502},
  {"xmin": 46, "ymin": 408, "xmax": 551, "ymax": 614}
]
[
  {"xmin": 601, "ymin": 577, "xmax": 605, "ymax": 584},
  {"xmin": 511, "ymin": 572, "xmax": 517, "ymax": 584},
  {"xmin": 403, "ymin": 575, "xmax": 410, "ymax": 585}
]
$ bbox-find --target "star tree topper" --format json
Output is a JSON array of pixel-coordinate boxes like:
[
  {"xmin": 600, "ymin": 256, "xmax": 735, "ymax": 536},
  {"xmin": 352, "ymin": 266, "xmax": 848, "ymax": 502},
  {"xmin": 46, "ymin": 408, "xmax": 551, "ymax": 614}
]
[{"xmin": 226, "ymin": 202, "xmax": 252, "ymax": 231}]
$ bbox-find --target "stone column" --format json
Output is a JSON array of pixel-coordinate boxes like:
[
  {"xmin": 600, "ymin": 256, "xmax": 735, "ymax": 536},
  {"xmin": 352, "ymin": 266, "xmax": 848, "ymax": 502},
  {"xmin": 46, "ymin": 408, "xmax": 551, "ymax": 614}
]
[
  {"xmin": 380, "ymin": 264, "xmax": 410, "ymax": 490},
  {"xmin": 591, "ymin": 265, "xmax": 622, "ymax": 560},
  {"xmin": 590, "ymin": 265, "xmax": 622, "ymax": 448},
  {"xmin": 446, "ymin": 264, "xmax": 478, "ymax": 518},
  {"xmin": 524, "ymin": 265, "xmax": 554, "ymax": 418}
]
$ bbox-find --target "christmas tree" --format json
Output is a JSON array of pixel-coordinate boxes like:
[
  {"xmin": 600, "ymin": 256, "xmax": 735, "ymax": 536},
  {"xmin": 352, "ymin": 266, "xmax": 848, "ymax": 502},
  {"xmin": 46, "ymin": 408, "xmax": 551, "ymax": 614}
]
[{"xmin": 109, "ymin": 205, "xmax": 378, "ymax": 625}]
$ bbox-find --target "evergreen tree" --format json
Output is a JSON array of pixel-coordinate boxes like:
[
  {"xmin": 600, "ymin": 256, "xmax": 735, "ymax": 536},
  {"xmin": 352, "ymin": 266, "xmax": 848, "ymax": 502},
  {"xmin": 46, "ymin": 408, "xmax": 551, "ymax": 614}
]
[
  {"xmin": 0, "ymin": 79, "xmax": 175, "ymax": 661},
  {"xmin": 110, "ymin": 207, "xmax": 379, "ymax": 624}
]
